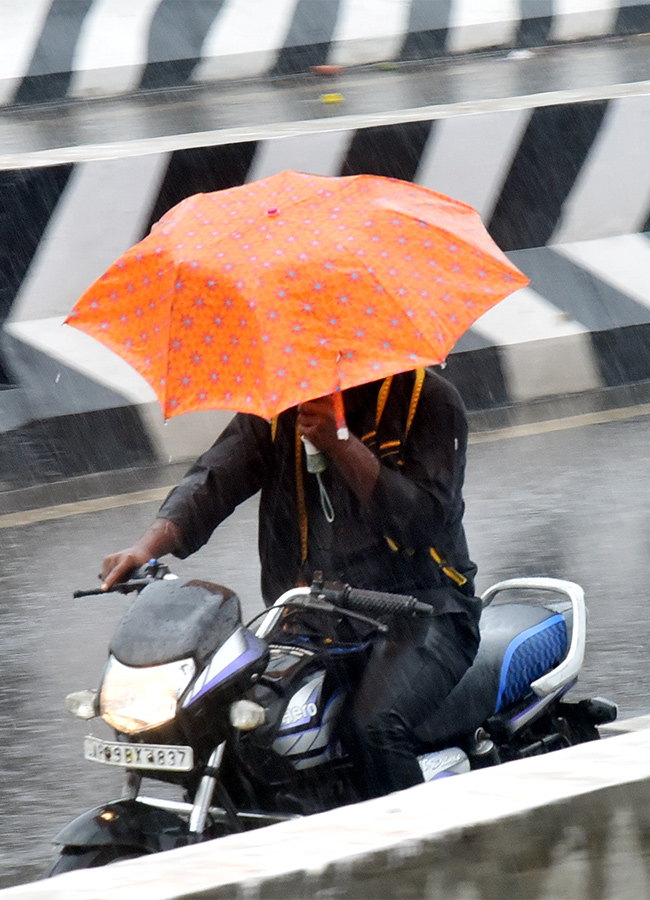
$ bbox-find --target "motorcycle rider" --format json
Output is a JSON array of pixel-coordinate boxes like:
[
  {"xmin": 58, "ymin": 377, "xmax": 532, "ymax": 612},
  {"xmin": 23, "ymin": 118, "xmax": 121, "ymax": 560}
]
[{"xmin": 102, "ymin": 367, "xmax": 481, "ymax": 799}]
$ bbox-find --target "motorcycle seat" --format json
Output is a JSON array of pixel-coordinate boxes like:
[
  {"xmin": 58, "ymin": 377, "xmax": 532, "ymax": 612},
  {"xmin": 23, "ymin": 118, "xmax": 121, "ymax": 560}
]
[{"xmin": 416, "ymin": 602, "xmax": 570, "ymax": 748}]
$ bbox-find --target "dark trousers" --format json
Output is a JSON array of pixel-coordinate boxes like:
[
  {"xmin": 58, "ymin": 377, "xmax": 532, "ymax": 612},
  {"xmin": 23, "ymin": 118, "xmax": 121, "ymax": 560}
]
[{"xmin": 340, "ymin": 610, "xmax": 480, "ymax": 798}]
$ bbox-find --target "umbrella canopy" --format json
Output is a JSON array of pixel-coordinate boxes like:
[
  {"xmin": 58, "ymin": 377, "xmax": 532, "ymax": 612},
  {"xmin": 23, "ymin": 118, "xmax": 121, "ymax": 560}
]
[{"xmin": 66, "ymin": 170, "xmax": 528, "ymax": 420}]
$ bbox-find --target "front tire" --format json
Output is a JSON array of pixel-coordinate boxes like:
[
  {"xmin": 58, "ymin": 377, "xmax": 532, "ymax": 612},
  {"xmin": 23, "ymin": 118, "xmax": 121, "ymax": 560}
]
[{"xmin": 49, "ymin": 845, "xmax": 145, "ymax": 876}]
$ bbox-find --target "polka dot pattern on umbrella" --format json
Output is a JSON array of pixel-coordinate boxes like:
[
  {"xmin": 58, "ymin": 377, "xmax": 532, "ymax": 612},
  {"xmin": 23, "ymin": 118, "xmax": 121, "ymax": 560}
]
[{"xmin": 67, "ymin": 171, "xmax": 529, "ymax": 419}]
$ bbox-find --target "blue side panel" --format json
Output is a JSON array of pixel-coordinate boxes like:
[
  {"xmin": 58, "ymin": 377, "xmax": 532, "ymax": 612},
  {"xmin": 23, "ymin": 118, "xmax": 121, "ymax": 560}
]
[{"xmin": 495, "ymin": 615, "xmax": 567, "ymax": 712}]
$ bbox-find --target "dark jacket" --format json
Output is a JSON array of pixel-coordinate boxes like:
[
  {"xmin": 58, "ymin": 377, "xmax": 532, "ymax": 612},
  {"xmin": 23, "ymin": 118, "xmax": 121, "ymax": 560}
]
[{"xmin": 158, "ymin": 369, "xmax": 478, "ymax": 614}]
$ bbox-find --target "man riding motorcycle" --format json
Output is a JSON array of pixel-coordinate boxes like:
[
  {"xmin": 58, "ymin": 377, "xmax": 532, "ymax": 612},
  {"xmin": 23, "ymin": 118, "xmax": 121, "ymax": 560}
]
[{"xmin": 101, "ymin": 367, "xmax": 481, "ymax": 798}]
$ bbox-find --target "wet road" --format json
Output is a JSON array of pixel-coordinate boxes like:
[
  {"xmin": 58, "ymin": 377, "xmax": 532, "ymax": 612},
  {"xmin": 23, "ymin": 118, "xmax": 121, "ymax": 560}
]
[
  {"xmin": 1, "ymin": 35, "xmax": 649, "ymax": 167},
  {"xmin": 1, "ymin": 407, "xmax": 649, "ymax": 888}
]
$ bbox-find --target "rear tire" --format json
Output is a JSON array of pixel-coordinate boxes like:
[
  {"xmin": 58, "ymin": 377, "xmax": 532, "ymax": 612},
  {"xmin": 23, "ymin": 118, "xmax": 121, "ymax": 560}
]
[{"xmin": 49, "ymin": 845, "xmax": 145, "ymax": 876}]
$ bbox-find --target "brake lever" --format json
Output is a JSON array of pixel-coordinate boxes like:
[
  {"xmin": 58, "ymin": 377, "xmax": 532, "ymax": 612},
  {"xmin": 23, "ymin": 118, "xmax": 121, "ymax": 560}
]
[{"xmin": 295, "ymin": 596, "xmax": 389, "ymax": 634}]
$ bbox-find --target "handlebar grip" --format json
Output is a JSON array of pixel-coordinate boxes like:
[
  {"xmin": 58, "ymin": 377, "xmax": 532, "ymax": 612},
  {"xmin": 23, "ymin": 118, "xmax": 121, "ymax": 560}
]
[
  {"xmin": 73, "ymin": 587, "xmax": 107, "ymax": 598},
  {"xmin": 73, "ymin": 578, "xmax": 151, "ymax": 599},
  {"xmin": 341, "ymin": 587, "xmax": 434, "ymax": 618}
]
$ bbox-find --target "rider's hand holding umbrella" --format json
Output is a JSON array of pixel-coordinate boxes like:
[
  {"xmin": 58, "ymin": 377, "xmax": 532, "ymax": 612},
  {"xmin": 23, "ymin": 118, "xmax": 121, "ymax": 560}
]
[{"xmin": 297, "ymin": 396, "xmax": 379, "ymax": 506}]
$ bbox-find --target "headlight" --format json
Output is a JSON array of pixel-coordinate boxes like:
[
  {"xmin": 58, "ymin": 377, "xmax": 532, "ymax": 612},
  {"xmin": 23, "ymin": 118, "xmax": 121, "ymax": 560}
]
[{"xmin": 100, "ymin": 656, "xmax": 195, "ymax": 734}]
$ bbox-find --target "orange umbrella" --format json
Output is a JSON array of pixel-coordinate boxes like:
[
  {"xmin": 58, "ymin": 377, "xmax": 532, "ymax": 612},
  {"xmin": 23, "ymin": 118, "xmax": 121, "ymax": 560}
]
[{"xmin": 66, "ymin": 170, "xmax": 528, "ymax": 421}]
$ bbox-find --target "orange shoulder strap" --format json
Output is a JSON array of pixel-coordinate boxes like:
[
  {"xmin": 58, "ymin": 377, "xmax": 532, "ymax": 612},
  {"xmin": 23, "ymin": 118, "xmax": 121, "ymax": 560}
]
[{"xmin": 405, "ymin": 368, "xmax": 425, "ymax": 440}]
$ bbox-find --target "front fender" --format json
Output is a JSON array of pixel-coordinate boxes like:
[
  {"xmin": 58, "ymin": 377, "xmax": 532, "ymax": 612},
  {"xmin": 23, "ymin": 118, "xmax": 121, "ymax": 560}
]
[{"xmin": 53, "ymin": 799, "xmax": 190, "ymax": 854}]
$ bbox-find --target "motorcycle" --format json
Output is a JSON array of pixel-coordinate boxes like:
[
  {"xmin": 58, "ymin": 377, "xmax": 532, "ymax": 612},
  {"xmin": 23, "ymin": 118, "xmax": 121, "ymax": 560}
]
[{"xmin": 51, "ymin": 562, "xmax": 617, "ymax": 874}]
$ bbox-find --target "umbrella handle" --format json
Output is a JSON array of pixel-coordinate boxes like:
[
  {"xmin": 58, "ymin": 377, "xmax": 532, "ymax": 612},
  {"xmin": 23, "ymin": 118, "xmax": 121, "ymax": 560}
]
[
  {"xmin": 301, "ymin": 391, "xmax": 348, "ymax": 474},
  {"xmin": 302, "ymin": 437, "xmax": 327, "ymax": 474}
]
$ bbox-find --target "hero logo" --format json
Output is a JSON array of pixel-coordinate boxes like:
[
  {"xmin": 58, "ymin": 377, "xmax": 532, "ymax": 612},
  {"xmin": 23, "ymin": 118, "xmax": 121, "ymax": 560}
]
[
  {"xmin": 282, "ymin": 701, "xmax": 318, "ymax": 726},
  {"xmin": 280, "ymin": 675, "xmax": 323, "ymax": 729}
]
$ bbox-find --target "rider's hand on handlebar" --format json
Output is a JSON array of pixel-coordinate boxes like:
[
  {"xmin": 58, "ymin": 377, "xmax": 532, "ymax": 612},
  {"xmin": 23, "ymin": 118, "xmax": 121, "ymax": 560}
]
[
  {"xmin": 101, "ymin": 518, "xmax": 183, "ymax": 591},
  {"xmin": 101, "ymin": 549, "xmax": 151, "ymax": 591}
]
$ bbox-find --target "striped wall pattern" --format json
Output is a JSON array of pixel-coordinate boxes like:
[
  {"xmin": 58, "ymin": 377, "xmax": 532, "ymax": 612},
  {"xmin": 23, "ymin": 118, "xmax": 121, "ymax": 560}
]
[
  {"xmin": 2, "ymin": 91, "xmax": 650, "ymax": 480},
  {"xmin": 2, "ymin": 0, "xmax": 650, "ymax": 107}
]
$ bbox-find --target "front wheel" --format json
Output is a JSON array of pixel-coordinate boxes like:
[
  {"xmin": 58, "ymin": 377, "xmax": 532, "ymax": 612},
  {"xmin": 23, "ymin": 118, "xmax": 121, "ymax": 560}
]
[{"xmin": 49, "ymin": 845, "xmax": 145, "ymax": 876}]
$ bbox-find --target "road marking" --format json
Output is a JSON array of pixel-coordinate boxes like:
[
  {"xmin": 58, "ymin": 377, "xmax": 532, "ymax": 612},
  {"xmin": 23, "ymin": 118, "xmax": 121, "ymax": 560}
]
[
  {"xmin": 468, "ymin": 401, "xmax": 650, "ymax": 443},
  {"xmin": 1, "ymin": 402, "xmax": 649, "ymax": 528},
  {"xmin": 0, "ymin": 486, "xmax": 174, "ymax": 530}
]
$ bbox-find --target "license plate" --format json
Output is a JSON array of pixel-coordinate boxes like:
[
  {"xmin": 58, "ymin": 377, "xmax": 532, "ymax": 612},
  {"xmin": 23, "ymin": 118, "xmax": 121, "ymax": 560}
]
[{"xmin": 84, "ymin": 736, "xmax": 193, "ymax": 772}]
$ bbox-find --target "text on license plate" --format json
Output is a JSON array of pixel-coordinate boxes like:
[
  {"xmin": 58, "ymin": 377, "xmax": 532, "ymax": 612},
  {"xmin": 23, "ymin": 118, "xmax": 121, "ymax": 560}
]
[{"xmin": 84, "ymin": 736, "xmax": 193, "ymax": 772}]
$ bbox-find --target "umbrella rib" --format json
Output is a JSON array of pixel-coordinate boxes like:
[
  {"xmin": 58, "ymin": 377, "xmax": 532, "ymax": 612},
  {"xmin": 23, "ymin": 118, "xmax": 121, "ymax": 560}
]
[
  {"xmin": 334, "ymin": 240, "xmax": 447, "ymax": 366},
  {"xmin": 160, "ymin": 258, "xmax": 181, "ymax": 419}
]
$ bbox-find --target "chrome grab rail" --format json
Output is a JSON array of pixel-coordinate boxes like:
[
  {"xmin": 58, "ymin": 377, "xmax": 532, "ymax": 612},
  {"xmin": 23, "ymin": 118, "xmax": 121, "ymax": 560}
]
[
  {"xmin": 254, "ymin": 586, "xmax": 311, "ymax": 640},
  {"xmin": 480, "ymin": 577, "xmax": 586, "ymax": 698}
]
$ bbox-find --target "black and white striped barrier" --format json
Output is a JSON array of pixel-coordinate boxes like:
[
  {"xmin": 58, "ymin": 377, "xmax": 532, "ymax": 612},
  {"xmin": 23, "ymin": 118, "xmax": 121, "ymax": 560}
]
[
  {"xmin": 2, "ymin": 88, "xmax": 650, "ymax": 484},
  {"xmin": 2, "ymin": 0, "xmax": 650, "ymax": 107}
]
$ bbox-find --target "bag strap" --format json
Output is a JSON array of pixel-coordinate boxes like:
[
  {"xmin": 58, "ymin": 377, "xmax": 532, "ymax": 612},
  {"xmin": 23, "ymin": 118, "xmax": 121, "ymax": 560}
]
[
  {"xmin": 405, "ymin": 367, "xmax": 425, "ymax": 441},
  {"xmin": 381, "ymin": 369, "xmax": 468, "ymax": 589}
]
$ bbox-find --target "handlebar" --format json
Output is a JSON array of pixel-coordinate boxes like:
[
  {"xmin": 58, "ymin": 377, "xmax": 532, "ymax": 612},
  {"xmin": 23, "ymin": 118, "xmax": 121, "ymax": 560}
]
[
  {"xmin": 73, "ymin": 579, "xmax": 152, "ymax": 598},
  {"xmin": 318, "ymin": 583, "xmax": 435, "ymax": 619},
  {"xmin": 73, "ymin": 560, "xmax": 173, "ymax": 599},
  {"xmin": 255, "ymin": 577, "xmax": 434, "ymax": 640}
]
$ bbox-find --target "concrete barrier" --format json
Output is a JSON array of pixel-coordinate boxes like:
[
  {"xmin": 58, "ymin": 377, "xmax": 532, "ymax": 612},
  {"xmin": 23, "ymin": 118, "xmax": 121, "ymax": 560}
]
[
  {"xmin": 2, "ymin": 80, "xmax": 650, "ymax": 485},
  {"xmin": 2, "ymin": 722, "xmax": 650, "ymax": 899},
  {"xmin": 1, "ymin": 0, "xmax": 650, "ymax": 108}
]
